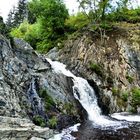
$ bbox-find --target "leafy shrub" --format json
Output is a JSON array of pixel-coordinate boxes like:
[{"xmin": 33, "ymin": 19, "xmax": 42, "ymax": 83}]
[
  {"xmin": 10, "ymin": 20, "xmax": 40, "ymax": 49},
  {"xmin": 107, "ymin": 8, "xmax": 140, "ymax": 23},
  {"xmin": 65, "ymin": 12, "xmax": 90, "ymax": 30},
  {"xmin": 112, "ymin": 87, "xmax": 120, "ymax": 96},
  {"xmin": 39, "ymin": 89, "xmax": 55, "ymax": 111},
  {"xmin": 48, "ymin": 116, "xmax": 57, "ymax": 128},
  {"xmin": 33, "ymin": 115, "xmax": 46, "ymax": 127},
  {"xmin": 126, "ymin": 75, "xmax": 134, "ymax": 84},
  {"xmin": 63, "ymin": 103, "xmax": 75, "ymax": 115},
  {"xmin": 90, "ymin": 63, "xmax": 104, "ymax": 77},
  {"xmin": 121, "ymin": 91, "xmax": 129, "ymax": 102},
  {"xmin": 131, "ymin": 87, "xmax": 140, "ymax": 106}
]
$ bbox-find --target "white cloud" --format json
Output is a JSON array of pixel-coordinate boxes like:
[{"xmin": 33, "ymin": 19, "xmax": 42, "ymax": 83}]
[
  {"xmin": 64, "ymin": 0, "xmax": 79, "ymax": 14},
  {"xmin": 0, "ymin": 0, "xmax": 18, "ymax": 21}
]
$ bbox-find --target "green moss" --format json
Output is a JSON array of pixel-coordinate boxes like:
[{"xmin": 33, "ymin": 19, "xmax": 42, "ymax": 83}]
[
  {"xmin": 48, "ymin": 116, "xmax": 58, "ymax": 128},
  {"xmin": 63, "ymin": 103, "xmax": 76, "ymax": 115},
  {"xmin": 121, "ymin": 91, "xmax": 129, "ymax": 102},
  {"xmin": 112, "ymin": 87, "xmax": 120, "ymax": 96},
  {"xmin": 65, "ymin": 12, "xmax": 90, "ymax": 30},
  {"xmin": 39, "ymin": 89, "xmax": 55, "ymax": 111},
  {"xmin": 33, "ymin": 115, "xmax": 46, "ymax": 127},
  {"xmin": 90, "ymin": 63, "xmax": 104, "ymax": 77},
  {"xmin": 131, "ymin": 87, "xmax": 140, "ymax": 106},
  {"xmin": 126, "ymin": 75, "xmax": 134, "ymax": 84}
]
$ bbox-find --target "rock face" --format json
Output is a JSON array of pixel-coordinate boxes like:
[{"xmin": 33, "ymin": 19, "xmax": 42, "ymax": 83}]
[
  {"xmin": 56, "ymin": 24, "xmax": 140, "ymax": 114},
  {"xmin": 0, "ymin": 116, "xmax": 53, "ymax": 140},
  {"xmin": 0, "ymin": 35, "xmax": 83, "ymax": 139}
]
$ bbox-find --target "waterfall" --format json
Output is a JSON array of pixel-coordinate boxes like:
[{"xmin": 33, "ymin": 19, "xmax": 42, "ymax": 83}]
[
  {"xmin": 27, "ymin": 78, "xmax": 48, "ymax": 120},
  {"xmin": 46, "ymin": 59, "xmax": 122, "ymax": 127},
  {"xmin": 47, "ymin": 58, "xmax": 140, "ymax": 140}
]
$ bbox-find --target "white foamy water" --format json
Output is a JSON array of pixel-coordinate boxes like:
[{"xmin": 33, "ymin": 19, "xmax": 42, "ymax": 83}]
[
  {"xmin": 111, "ymin": 113, "xmax": 140, "ymax": 122},
  {"xmin": 46, "ymin": 59, "xmax": 122, "ymax": 127},
  {"xmin": 49, "ymin": 123, "xmax": 80, "ymax": 140}
]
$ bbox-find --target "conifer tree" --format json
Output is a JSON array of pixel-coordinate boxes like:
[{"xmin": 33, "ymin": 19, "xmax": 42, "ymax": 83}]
[{"xmin": 6, "ymin": 0, "xmax": 27, "ymax": 28}]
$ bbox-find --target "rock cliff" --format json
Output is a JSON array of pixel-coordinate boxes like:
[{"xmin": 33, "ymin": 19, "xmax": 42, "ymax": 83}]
[
  {"xmin": 0, "ymin": 35, "xmax": 83, "ymax": 139},
  {"xmin": 56, "ymin": 23, "xmax": 140, "ymax": 114}
]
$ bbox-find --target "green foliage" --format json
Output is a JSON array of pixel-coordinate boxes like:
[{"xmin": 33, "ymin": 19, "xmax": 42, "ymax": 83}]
[
  {"xmin": 112, "ymin": 87, "xmax": 120, "ymax": 96},
  {"xmin": 121, "ymin": 91, "xmax": 129, "ymax": 102},
  {"xmin": 126, "ymin": 75, "xmax": 134, "ymax": 84},
  {"xmin": 65, "ymin": 12, "xmax": 90, "ymax": 30},
  {"xmin": 131, "ymin": 87, "xmax": 140, "ymax": 106},
  {"xmin": 0, "ymin": 17, "xmax": 6, "ymax": 35},
  {"xmin": 48, "ymin": 116, "xmax": 58, "ymax": 128},
  {"xmin": 0, "ymin": 16, "xmax": 10, "ymax": 37},
  {"xmin": 39, "ymin": 89, "xmax": 55, "ymax": 111},
  {"xmin": 99, "ymin": 22, "xmax": 113, "ymax": 30},
  {"xmin": 6, "ymin": 0, "xmax": 27, "ymax": 28},
  {"xmin": 11, "ymin": 0, "xmax": 69, "ymax": 52},
  {"xmin": 10, "ymin": 20, "xmax": 40, "ymax": 49},
  {"xmin": 33, "ymin": 115, "xmax": 46, "ymax": 127},
  {"xmin": 90, "ymin": 62, "xmax": 104, "ymax": 77},
  {"xmin": 63, "ymin": 103, "xmax": 76, "ymax": 115},
  {"xmin": 78, "ymin": 0, "xmax": 111, "ymax": 23},
  {"xmin": 107, "ymin": 8, "xmax": 140, "ymax": 23},
  {"xmin": 27, "ymin": 0, "xmax": 69, "ymax": 52}
]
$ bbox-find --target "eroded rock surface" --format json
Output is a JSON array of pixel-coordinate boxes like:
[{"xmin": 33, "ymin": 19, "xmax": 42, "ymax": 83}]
[
  {"xmin": 0, "ymin": 35, "xmax": 83, "ymax": 139},
  {"xmin": 56, "ymin": 25, "xmax": 140, "ymax": 114}
]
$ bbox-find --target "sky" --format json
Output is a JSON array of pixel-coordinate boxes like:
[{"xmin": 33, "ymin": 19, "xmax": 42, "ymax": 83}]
[{"xmin": 0, "ymin": 0, "xmax": 79, "ymax": 22}]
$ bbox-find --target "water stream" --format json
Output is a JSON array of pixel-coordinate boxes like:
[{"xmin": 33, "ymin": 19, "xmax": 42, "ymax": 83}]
[
  {"xmin": 27, "ymin": 78, "xmax": 48, "ymax": 120},
  {"xmin": 47, "ymin": 59, "xmax": 140, "ymax": 140}
]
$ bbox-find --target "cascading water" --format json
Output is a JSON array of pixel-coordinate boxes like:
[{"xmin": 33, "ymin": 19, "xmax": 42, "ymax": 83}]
[
  {"xmin": 46, "ymin": 59, "xmax": 122, "ymax": 127},
  {"xmin": 27, "ymin": 78, "xmax": 48, "ymax": 120},
  {"xmin": 47, "ymin": 58, "xmax": 140, "ymax": 140}
]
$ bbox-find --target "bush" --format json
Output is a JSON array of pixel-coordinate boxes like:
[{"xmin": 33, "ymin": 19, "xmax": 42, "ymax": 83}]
[
  {"xmin": 10, "ymin": 20, "xmax": 41, "ymax": 49},
  {"xmin": 112, "ymin": 87, "xmax": 120, "ymax": 96},
  {"xmin": 107, "ymin": 8, "xmax": 140, "ymax": 23},
  {"xmin": 39, "ymin": 89, "xmax": 55, "ymax": 111},
  {"xmin": 33, "ymin": 115, "xmax": 46, "ymax": 127},
  {"xmin": 121, "ymin": 91, "xmax": 129, "ymax": 102},
  {"xmin": 131, "ymin": 87, "xmax": 140, "ymax": 106},
  {"xmin": 126, "ymin": 75, "xmax": 134, "ymax": 84},
  {"xmin": 48, "ymin": 116, "xmax": 57, "ymax": 128},
  {"xmin": 90, "ymin": 62, "xmax": 104, "ymax": 77},
  {"xmin": 65, "ymin": 12, "xmax": 90, "ymax": 30}
]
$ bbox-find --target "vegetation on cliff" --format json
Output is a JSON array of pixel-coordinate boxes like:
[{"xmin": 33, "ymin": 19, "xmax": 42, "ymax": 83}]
[
  {"xmin": 3, "ymin": 0, "xmax": 139, "ymax": 53},
  {"xmin": 1, "ymin": 0, "xmax": 140, "ymax": 115}
]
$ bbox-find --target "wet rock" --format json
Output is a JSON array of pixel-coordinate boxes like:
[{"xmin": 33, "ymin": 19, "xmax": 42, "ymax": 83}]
[
  {"xmin": 57, "ymin": 27, "xmax": 140, "ymax": 114},
  {"xmin": 0, "ymin": 35, "xmax": 85, "ymax": 138},
  {"xmin": 0, "ymin": 116, "xmax": 53, "ymax": 140},
  {"xmin": 47, "ymin": 47, "xmax": 59, "ymax": 60}
]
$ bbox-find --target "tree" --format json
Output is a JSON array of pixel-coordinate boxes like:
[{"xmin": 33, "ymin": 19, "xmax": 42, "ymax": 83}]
[
  {"xmin": 16, "ymin": 0, "xmax": 28, "ymax": 24},
  {"xmin": 27, "ymin": 0, "xmax": 69, "ymax": 51},
  {"xmin": 77, "ymin": 0, "xmax": 134, "ymax": 23},
  {"xmin": 6, "ymin": 0, "xmax": 27, "ymax": 29},
  {"xmin": 0, "ymin": 16, "xmax": 6, "ymax": 34},
  {"xmin": 0, "ymin": 16, "xmax": 9, "ymax": 36},
  {"xmin": 77, "ymin": 0, "xmax": 111, "ymax": 23},
  {"xmin": 6, "ymin": 7, "xmax": 16, "ymax": 28}
]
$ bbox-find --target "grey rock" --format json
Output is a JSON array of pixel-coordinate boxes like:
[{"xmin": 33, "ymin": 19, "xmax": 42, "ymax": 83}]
[
  {"xmin": 0, "ymin": 35, "xmax": 82, "ymax": 139},
  {"xmin": 58, "ymin": 28, "xmax": 140, "ymax": 113}
]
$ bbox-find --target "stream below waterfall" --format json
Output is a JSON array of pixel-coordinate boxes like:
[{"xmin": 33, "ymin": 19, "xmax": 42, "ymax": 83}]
[{"xmin": 47, "ymin": 59, "xmax": 140, "ymax": 140}]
